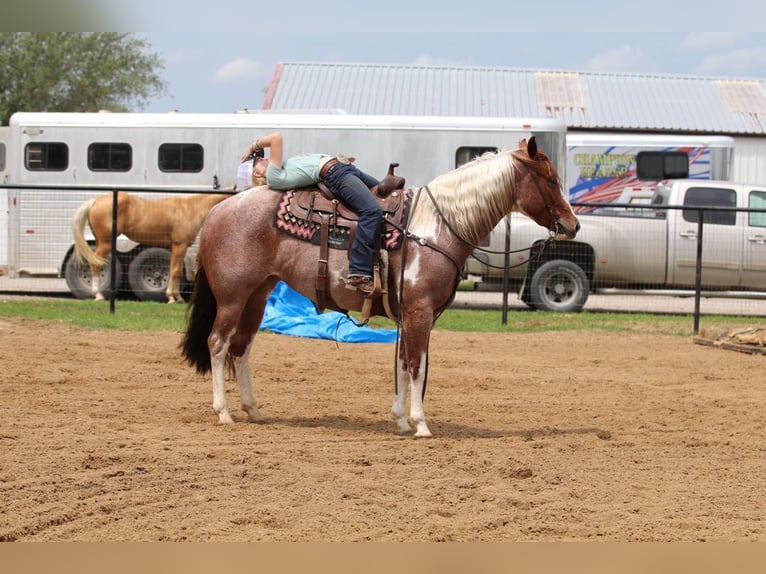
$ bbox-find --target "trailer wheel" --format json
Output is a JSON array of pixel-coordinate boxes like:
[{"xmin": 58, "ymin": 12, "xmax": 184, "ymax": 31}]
[
  {"xmin": 64, "ymin": 254, "xmax": 121, "ymax": 300},
  {"xmin": 127, "ymin": 247, "xmax": 172, "ymax": 302},
  {"xmin": 528, "ymin": 259, "xmax": 589, "ymax": 312}
]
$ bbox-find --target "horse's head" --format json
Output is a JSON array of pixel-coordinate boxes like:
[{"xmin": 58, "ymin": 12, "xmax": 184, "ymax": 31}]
[{"xmin": 514, "ymin": 137, "xmax": 580, "ymax": 240}]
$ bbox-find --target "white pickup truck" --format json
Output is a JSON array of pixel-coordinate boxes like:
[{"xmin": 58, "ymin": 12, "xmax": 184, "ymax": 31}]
[{"xmin": 464, "ymin": 179, "xmax": 766, "ymax": 312}]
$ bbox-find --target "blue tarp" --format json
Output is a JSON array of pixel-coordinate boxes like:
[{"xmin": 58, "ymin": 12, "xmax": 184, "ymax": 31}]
[{"xmin": 260, "ymin": 281, "xmax": 398, "ymax": 343}]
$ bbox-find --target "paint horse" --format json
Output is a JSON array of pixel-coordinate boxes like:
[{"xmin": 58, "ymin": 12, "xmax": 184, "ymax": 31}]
[
  {"xmin": 71, "ymin": 191, "xmax": 230, "ymax": 303},
  {"xmin": 181, "ymin": 138, "xmax": 580, "ymax": 436}
]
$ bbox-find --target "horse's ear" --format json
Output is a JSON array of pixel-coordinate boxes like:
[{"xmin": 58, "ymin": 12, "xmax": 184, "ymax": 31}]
[{"xmin": 527, "ymin": 136, "xmax": 538, "ymax": 159}]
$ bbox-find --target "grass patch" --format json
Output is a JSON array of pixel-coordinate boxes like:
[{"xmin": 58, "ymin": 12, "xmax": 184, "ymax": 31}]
[{"xmin": 1, "ymin": 296, "xmax": 763, "ymax": 336}]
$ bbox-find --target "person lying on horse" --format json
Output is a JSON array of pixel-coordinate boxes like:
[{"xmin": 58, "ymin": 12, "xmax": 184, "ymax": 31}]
[{"xmin": 241, "ymin": 131, "xmax": 382, "ymax": 295}]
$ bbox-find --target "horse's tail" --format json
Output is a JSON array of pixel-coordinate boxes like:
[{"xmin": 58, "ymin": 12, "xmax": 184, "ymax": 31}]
[
  {"xmin": 180, "ymin": 265, "xmax": 216, "ymax": 375},
  {"xmin": 71, "ymin": 198, "xmax": 105, "ymax": 266}
]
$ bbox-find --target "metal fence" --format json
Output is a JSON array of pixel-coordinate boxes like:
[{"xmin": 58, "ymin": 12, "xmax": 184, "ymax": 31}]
[{"xmin": 1, "ymin": 186, "xmax": 766, "ymax": 331}]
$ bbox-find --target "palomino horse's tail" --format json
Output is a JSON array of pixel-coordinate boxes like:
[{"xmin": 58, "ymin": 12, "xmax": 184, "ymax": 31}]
[
  {"xmin": 180, "ymin": 265, "xmax": 217, "ymax": 375},
  {"xmin": 71, "ymin": 198, "xmax": 105, "ymax": 266}
]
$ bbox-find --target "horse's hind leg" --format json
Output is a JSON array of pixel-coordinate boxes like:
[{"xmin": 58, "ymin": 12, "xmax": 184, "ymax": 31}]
[
  {"xmin": 166, "ymin": 243, "xmax": 187, "ymax": 304},
  {"xmin": 231, "ymin": 339, "xmax": 263, "ymax": 422},
  {"xmin": 90, "ymin": 239, "xmax": 111, "ymax": 301},
  {"xmin": 228, "ymin": 286, "xmax": 274, "ymax": 422},
  {"xmin": 209, "ymin": 325, "xmax": 235, "ymax": 424},
  {"xmin": 209, "ymin": 328, "xmax": 261, "ymax": 424},
  {"xmin": 208, "ymin": 301, "xmax": 249, "ymax": 424}
]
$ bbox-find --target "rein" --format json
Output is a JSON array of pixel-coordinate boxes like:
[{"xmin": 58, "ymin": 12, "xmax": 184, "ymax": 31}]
[
  {"xmin": 389, "ymin": 152, "xmax": 561, "ymax": 272},
  {"xmin": 384, "ymin": 152, "xmax": 560, "ymax": 402}
]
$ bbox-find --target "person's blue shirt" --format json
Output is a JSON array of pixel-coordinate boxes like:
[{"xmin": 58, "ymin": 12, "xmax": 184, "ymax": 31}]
[{"xmin": 266, "ymin": 153, "xmax": 325, "ymax": 189}]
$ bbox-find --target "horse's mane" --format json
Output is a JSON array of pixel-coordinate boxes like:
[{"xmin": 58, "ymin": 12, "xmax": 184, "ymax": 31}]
[{"xmin": 409, "ymin": 148, "xmax": 549, "ymax": 245}]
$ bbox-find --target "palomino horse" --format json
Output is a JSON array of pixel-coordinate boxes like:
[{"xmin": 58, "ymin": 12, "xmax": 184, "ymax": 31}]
[
  {"xmin": 71, "ymin": 191, "xmax": 230, "ymax": 303},
  {"xmin": 181, "ymin": 138, "xmax": 580, "ymax": 437}
]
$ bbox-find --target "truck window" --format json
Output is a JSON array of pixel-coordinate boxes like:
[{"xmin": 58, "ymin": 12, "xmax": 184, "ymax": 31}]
[
  {"xmin": 25, "ymin": 142, "xmax": 69, "ymax": 171},
  {"xmin": 682, "ymin": 186, "xmax": 736, "ymax": 226},
  {"xmin": 158, "ymin": 143, "xmax": 204, "ymax": 173},
  {"xmin": 455, "ymin": 146, "xmax": 498, "ymax": 168},
  {"xmin": 750, "ymin": 190, "xmax": 766, "ymax": 228},
  {"xmin": 636, "ymin": 151, "xmax": 689, "ymax": 180},
  {"xmin": 88, "ymin": 143, "xmax": 132, "ymax": 172}
]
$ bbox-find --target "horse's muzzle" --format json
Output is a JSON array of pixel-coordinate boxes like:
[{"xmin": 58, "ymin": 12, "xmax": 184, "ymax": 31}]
[{"xmin": 554, "ymin": 219, "xmax": 580, "ymax": 240}]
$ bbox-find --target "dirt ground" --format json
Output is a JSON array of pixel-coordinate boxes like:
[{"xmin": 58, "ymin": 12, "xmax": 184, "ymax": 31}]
[{"xmin": 0, "ymin": 316, "xmax": 764, "ymax": 542}]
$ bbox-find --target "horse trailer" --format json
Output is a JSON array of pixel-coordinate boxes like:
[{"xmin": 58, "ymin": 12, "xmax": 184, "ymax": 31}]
[
  {"xmin": 0, "ymin": 111, "xmax": 568, "ymax": 299},
  {"xmin": 564, "ymin": 132, "xmax": 735, "ymax": 209}
]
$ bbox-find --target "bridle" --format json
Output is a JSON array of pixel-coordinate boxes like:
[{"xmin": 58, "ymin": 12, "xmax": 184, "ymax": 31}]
[
  {"xmin": 384, "ymin": 150, "xmax": 561, "ymax": 274},
  {"xmin": 511, "ymin": 149, "xmax": 563, "ymax": 239},
  {"xmin": 380, "ymin": 151, "xmax": 561, "ymax": 400}
]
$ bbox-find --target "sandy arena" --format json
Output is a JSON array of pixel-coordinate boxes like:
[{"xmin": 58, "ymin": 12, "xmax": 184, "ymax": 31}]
[{"xmin": 0, "ymin": 317, "xmax": 763, "ymax": 541}]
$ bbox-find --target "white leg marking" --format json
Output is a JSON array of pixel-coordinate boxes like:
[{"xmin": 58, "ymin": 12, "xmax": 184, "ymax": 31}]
[
  {"xmin": 91, "ymin": 273, "xmax": 103, "ymax": 300},
  {"xmin": 410, "ymin": 349, "xmax": 432, "ymax": 438},
  {"xmin": 391, "ymin": 356, "xmax": 411, "ymax": 434},
  {"xmin": 233, "ymin": 341, "xmax": 263, "ymax": 422},
  {"xmin": 210, "ymin": 331, "xmax": 233, "ymax": 424}
]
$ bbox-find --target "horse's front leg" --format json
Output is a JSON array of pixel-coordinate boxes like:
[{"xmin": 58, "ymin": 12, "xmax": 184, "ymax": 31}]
[
  {"xmin": 407, "ymin": 347, "xmax": 432, "ymax": 438},
  {"xmin": 392, "ymin": 325, "xmax": 433, "ymax": 438},
  {"xmin": 391, "ymin": 341, "xmax": 412, "ymax": 435}
]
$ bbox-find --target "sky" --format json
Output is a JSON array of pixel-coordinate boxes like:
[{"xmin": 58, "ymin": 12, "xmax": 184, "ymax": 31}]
[{"xmin": 7, "ymin": 0, "xmax": 766, "ymax": 114}]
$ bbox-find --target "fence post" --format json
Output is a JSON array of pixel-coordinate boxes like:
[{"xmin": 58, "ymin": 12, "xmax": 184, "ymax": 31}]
[
  {"xmin": 693, "ymin": 209, "xmax": 704, "ymax": 334},
  {"xmin": 109, "ymin": 189, "xmax": 118, "ymax": 314}
]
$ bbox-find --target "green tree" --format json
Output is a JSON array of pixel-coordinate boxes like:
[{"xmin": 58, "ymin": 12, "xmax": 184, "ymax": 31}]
[{"xmin": 0, "ymin": 32, "xmax": 168, "ymax": 125}]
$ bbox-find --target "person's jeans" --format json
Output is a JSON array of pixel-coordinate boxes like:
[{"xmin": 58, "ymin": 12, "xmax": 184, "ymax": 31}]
[{"xmin": 324, "ymin": 164, "xmax": 381, "ymax": 277}]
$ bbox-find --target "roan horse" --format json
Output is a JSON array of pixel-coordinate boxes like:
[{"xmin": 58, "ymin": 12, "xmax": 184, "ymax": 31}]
[
  {"xmin": 181, "ymin": 138, "xmax": 580, "ymax": 437},
  {"xmin": 71, "ymin": 191, "xmax": 229, "ymax": 303}
]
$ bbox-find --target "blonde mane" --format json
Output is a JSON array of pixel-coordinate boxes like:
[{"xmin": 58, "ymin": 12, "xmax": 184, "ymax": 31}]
[{"xmin": 408, "ymin": 149, "xmax": 519, "ymax": 245}]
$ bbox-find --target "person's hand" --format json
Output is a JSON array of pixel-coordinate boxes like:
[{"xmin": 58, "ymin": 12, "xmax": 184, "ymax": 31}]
[{"xmin": 240, "ymin": 139, "xmax": 263, "ymax": 162}]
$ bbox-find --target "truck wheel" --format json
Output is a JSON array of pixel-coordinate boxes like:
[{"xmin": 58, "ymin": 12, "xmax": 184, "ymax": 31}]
[
  {"xmin": 64, "ymin": 255, "xmax": 121, "ymax": 300},
  {"xmin": 529, "ymin": 259, "xmax": 589, "ymax": 312},
  {"xmin": 127, "ymin": 247, "xmax": 171, "ymax": 302}
]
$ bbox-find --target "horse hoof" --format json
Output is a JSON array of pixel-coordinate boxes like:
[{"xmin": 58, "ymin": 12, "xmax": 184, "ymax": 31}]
[
  {"xmin": 217, "ymin": 413, "xmax": 234, "ymax": 424},
  {"xmin": 244, "ymin": 408, "xmax": 264, "ymax": 423},
  {"xmin": 393, "ymin": 418, "xmax": 411, "ymax": 434}
]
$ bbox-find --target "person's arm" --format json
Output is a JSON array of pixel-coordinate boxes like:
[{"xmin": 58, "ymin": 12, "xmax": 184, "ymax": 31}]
[{"xmin": 242, "ymin": 131, "xmax": 284, "ymax": 169}]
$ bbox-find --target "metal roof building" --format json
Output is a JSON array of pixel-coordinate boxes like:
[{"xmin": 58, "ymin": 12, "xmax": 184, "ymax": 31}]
[
  {"xmin": 262, "ymin": 61, "xmax": 766, "ymax": 182},
  {"xmin": 263, "ymin": 62, "xmax": 766, "ymax": 136}
]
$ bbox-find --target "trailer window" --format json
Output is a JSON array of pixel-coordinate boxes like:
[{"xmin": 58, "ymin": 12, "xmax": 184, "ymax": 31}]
[
  {"xmin": 0, "ymin": 142, "xmax": 5, "ymax": 171},
  {"xmin": 456, "ymin": 146, "xmax": 498, "ymax": 168},
  {"xmin": 88, "ymin": 143, "xmax": 132, "ymax": 172},
  {"xmin": 749, "ymin": 190, "xmax": 766, "ymax": 228},
  {"xmin": 158, "ymin": 143, "xmax": 204, "ymax": 172},
  {"xmin": 636, "ymin": 151, "xmax": 689, "ymax": 180},
  {"xmin": 682, "ymin": 186, "xmax": 736, "ymax": 226},
  {"xmin": 25, "ymin": 142, "xmax": 69, "ymax": 171}
]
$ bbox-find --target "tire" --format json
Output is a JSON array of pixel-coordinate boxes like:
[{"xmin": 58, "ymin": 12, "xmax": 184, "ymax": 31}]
[
  {"xmin": 127, "ymin": 247, "xmax": 172, "ymax": 302},
  {"xmin": 64, "ymin": 254, "xmax": 121, "ymax": 300},
  {"xmin": 528, "ymin": 259, "xmax": 589, "ymax": 313}
]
